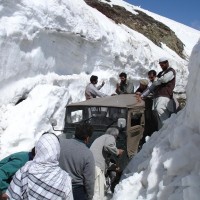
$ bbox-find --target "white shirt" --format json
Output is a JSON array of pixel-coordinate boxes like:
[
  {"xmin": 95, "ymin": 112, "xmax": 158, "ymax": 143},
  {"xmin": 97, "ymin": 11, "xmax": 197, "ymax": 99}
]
[{"xmin": 85, "ymin": 83, "xmax": 107, "ymax": 100}]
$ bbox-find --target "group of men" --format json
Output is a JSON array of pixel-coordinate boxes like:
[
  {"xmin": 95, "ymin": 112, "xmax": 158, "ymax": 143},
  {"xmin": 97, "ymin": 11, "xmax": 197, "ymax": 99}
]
[
  {"xmin": 141, "ymin": 57, "xmax": 176, "ymax": 129},
  {"xmin": 59, "ymin": 126, "xmax": 124, "ymax": 200},
  {"xmin": 0, "ymin": 57, "xmax": 177, "ymax": 200},
  {"xmin": 1, "ymin": 133, "xmax": 74, "ymax": 200},
  {"xmin": 85, "ymin": 57, "xmax": 177, "ymax": 131},
  {"xmin": 0, "ymin": 125, "xmax": 123, "ymax": 200},
  {"xmin": 59, "ymin": 124, "xmax": 124, "ymax": 200},
  {"xmin": 85, "ymin": 72, "xmax": 135, "ymax": 100}
]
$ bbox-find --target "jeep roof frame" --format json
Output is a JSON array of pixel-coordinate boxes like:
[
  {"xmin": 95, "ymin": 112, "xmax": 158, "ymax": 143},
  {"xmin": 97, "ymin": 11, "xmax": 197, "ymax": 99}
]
[{"xmin": 66, "ymin": 94, "xmax": 145, "ymax": 109}]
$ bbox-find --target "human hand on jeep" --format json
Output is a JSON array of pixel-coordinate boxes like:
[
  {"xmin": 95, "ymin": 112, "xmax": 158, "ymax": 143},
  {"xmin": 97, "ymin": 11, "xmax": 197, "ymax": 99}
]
[
  {"xmin": 136, "ymin": 94, "xmax": 142, "ymax": 102},
  {"xmin": 118, "ymin": 149, "xmax": 124, "ymax": 156},
  {"xmin": 115, "ymin": 166, "xmax": 121, "ymax": 172},
  {"xmin": 0, "ymin": 193, "xmax": 9, "ymax": 200},
  {"xmin": 135, "ymin": 92, "xmax": 141, "ymax": 95},
  {"xmin": 108, "ymin": 163, "xmax": 117, "ymax": 171}
]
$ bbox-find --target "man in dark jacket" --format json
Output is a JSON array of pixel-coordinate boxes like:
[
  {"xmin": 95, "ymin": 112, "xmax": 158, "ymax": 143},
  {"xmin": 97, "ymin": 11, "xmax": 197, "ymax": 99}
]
[
  {"xmin": 0, "ymin": 149, "xmax": 35, "ymax": 200},
  {"xmin": 141, "ymin": 57, "xmax": 176, "ymax": 129},
  {"xmin": 59, "ymin": 123, "xmax": 95, "ymax": 200}
]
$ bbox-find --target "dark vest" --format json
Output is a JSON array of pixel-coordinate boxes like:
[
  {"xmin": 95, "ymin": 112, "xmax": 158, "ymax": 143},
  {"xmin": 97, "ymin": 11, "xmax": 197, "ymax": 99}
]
[{"xmin": 155, "ymin": 67, "xmax": 176, "ymax": 99}]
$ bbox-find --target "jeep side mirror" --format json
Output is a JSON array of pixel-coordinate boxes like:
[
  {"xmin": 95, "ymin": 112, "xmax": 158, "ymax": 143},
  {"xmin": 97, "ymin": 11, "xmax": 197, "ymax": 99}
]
[
  {"xmin": 50, "ymin": 119, "xmax": 57, "ymax": 127},
  {"xmin": 50, "ymin": 119, "xmax": 63, "ymax": 132},
  {"xmin": 117, "ymin": 118, "xmax": 126, "ymax": 128}
]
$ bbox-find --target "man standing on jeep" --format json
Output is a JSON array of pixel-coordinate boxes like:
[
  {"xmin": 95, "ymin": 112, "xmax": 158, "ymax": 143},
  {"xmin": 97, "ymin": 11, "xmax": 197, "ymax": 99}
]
[
  {"xmin": 85, "ymin": 75, "xmax": 107, "ymax": 100},
  {"xmin": 141, "ymin": 57, "xmax": 176, "ymax": 129},
  {"xmin": 115, "ymin": 72, "xmax": 134, "ymax": 94}
]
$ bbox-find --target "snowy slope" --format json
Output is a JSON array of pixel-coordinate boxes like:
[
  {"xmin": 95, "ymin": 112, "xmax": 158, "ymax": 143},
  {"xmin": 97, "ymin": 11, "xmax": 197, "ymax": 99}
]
[
  {"xmin": 0, "ymin": 2, "xmax": 200, "ymax": 199},
  {"xmin": 103, "ymin": 0, "xmax": 200, "ymax": 58},
  {"xmin": 1, "ymin": 0, "xmax": 200, "ymax": 199},
  {"xmin": 112, "ymin": 39, "xmax": 200, "ymax": 200}
]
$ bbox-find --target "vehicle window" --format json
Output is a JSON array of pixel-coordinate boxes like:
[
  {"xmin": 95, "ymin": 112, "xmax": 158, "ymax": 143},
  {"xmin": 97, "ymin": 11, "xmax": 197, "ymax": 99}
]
[
  {"xmin": 109, "ymin": 108, "xmax": 126, "ymax": 120},
  {"xmin": 70, "ymin": 110, "xmax": 83, "ymax": 123},
  {"xmin": 66, "ymin": 106, "xmax": 127, "ymax": 129},
  {"xmin": 66, "ymin": 106, "xmax": 90, "ymax": 124},
  {"xmin": 90, "ymin": 107, "xmax": 108, "ymax": 117},
  {"xmin": 131, "ymin": 113, "xmax": 142, "ymax": 127}
]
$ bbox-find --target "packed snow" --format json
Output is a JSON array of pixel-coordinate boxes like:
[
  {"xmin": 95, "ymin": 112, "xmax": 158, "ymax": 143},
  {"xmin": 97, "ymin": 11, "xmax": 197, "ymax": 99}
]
[
  {"xmin": 112, "ymin": 39, "xmax": 200, "ymax": 200},
  {"xmin": 0, "ymin": 0, "xmax": 200, "ymax": 199}
]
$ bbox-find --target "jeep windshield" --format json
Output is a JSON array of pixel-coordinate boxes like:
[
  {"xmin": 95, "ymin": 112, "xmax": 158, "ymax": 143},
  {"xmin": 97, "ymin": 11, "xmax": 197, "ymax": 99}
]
[{"xmin": 65, "ymin": 106, "xmax": 127, "ymax": 131}]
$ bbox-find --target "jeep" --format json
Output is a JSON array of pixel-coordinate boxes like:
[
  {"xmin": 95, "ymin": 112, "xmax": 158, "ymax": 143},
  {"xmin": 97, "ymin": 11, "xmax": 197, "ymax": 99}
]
[{"xmin": 60, "ymin": 94, "xmax": 145, "ymax": 170}]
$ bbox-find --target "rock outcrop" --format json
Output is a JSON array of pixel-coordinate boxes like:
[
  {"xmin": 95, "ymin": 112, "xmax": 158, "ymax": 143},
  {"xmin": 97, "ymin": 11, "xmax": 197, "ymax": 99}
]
[{"xmin": 85, "ymin": 0, "xmax": 185, "ymax": 58}]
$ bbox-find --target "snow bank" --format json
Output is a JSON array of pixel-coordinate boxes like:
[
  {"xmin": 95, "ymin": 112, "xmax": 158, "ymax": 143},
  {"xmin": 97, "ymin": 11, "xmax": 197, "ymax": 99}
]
[
  {"xmin": 113, "ymin": 39, "xmax": 200, "ymax": 200},
  {"xmin": 0, "ymin": 0, "xmax": 190, "ymax": 86},
  {"xmin": 0, "ymin": 0, "xmax": 197, "ymax": 161},
  {"xmin": 0, "ymin": 0, "xmax": 200, "ymax": 199}
]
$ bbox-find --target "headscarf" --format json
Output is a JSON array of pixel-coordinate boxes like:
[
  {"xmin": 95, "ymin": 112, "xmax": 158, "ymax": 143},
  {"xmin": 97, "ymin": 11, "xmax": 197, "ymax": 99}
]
[{"xmin": 7, "ymin": 133, "xmax": 73, "ymax": 200}]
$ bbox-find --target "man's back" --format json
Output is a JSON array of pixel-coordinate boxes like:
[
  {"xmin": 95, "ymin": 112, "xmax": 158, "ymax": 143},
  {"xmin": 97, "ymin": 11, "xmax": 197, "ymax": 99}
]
[
  {"xmin": 0, "ymin": 151, "xmax": 30, "ymax": 193},
  {"xmin": 90, "ymin": 134, "xmax": 118, "ymax": 172},
  {"xmin": 59, "ymin": 138, "xmax": 95, "ymax": 200}
]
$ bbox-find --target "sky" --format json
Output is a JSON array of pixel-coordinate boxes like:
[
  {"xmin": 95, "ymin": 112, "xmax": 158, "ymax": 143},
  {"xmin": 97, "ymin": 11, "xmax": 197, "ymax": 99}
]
[
  {"xmin": 125, "ymin": 0, "xmax": 200, "ymax": 30},
  {"xmin": 0, "ymin": 0, "xmax": 200, "ymax": 199}
]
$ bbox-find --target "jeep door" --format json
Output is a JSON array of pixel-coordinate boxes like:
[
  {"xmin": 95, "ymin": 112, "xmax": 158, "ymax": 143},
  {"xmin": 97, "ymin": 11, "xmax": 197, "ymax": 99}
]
[{"xmin": 126, "ymin": 108, "xmax": 145, "ymax": 158}]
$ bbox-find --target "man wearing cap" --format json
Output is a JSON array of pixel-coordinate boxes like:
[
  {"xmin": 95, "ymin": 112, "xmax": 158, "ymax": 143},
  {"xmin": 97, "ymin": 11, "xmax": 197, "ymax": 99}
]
[
  {"xmin": 141, "ymin": 57, "xmax": 176, "ymax": 129},
  {"xmin": 135, "ymin": 79, "xmax": 149, "ymax": 95}
]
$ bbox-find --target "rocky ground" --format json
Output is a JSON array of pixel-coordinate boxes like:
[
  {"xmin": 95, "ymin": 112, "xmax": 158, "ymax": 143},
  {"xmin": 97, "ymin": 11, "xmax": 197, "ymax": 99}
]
[{"xmin": 85, "ymin": 0, "xmax": 185, "ymax": 58}]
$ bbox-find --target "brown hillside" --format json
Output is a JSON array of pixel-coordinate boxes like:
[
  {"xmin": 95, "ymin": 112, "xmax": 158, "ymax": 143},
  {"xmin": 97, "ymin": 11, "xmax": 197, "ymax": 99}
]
[{"xmin": 85, "ymin": 0, "xmax": 185, "ymax": 58}]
